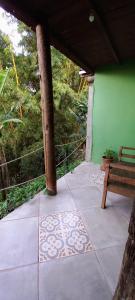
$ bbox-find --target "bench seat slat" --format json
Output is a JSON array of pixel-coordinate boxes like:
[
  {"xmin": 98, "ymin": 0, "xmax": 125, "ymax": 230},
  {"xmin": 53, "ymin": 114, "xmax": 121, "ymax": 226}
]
[
  {"xmin": 101, "ymin": 146, "xmax": 135, "ymax": 209},
  {"xmin": 108, "ymin": 183, "xmax": 135, "ymax": 198},
  {"xmin": 121, "ymin": 154, "xmax": 135, "ymax": 159},
  {"xmin": 109, "ymin": 174, "xmax": 135, "ymax": 186},
  {"xmin": 110, "ymin": 162, "xmax": 135, "ymax": 172}
]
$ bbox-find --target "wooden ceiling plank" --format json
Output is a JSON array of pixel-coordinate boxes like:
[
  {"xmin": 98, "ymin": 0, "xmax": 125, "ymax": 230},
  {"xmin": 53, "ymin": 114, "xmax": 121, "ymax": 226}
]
[
  {"xmin": 89, "ymin": 0, "xmax": 120, "ymax": 64},
  {"xmin": 0, "ymin": 0, "xmax": 94, "ymax": 73},
  {"xmin": 49, "ymin": 31, "xmax": 94, "ymax": 74}
]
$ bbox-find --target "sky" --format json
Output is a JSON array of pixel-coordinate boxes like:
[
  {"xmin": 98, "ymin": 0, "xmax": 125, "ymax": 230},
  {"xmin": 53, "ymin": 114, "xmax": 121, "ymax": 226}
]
[{"xmin": 0, "ymin": 6, "xmax": 21, "ymax": 53}]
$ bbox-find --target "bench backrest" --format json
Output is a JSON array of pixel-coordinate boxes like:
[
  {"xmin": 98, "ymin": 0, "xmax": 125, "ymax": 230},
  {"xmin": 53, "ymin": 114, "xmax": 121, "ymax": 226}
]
[{"xmin": 119, "ymin": 146, "xmax": 135, "ymax": 162}]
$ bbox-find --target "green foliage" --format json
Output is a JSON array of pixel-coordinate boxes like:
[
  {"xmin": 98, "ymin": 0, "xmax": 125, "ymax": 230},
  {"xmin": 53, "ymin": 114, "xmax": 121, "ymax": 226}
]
[
  {"xmin": 103, "ymin": 148, "xmax": 114, "ymax": 158},
  {"xmin": 0, "ymin": 200, "xmax": 8, "ymax": 219},
  {"xmin": 0, "ymin": 176, "xmax": 45, "ymax": 218},
  {"xmin": 16, "ymin": 22, "xmax": 39, "ymax": 91},
  {"xmin": 19, "ymin": 142, "xmax": 44, "ymax": 180},
  {"xmin": 56, "ymin": 159, "xmax": 82, "ymax": 178},
  {"xmin": 0, "ymin": 30, "xmax": 12, "ymax": 68},
  {"xmin": 0, "ymin": 118, "xmax": 23, "ymax": 130},
  {"xmin": 0, "ymin": 68, "xmax": 9, "ymax": 94},
  {"xmin": 0, "ymin": 15, "xmax": 87, "ymax": 212},
  {"xmin": 0, "ymin": 159, "xmax": 81, "ymax": 219}
]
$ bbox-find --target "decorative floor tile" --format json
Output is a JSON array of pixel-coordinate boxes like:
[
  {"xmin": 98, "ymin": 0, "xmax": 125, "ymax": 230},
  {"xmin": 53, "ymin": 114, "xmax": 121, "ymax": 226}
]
[
  {"xmin": 39, "ymin": 211, "xmax": 93, "ymax": 262},
  {"xmin": 89, "ymin": 168, "xmax": 105, "ymax": 187}
]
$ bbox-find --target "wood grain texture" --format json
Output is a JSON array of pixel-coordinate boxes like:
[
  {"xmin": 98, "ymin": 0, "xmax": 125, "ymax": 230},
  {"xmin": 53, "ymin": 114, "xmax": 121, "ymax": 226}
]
[
  {"xmin": 1, "ymin": 0, "xmax": 135, "ymax": 71},
  {"xmin": 101, "ymin": 158, "xmax": 135, "ymax": 208},
  {"xmin": 36, "ymin": 24, "xmax": 57, "ymax": 195},
  {"xmin": 113, "ymin": 201, "xmax": 135, "ymax": 300}
]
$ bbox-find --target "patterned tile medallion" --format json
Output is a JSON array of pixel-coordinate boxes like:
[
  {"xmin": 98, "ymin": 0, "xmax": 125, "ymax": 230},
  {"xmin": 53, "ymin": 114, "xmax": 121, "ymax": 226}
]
[
  {"xmin": 89, "ymin": 168, "xmax": 105, "ymax": 187},
  {"xmin": 39, "ymin": 211, "xmax": 93, "ymax": 262}
]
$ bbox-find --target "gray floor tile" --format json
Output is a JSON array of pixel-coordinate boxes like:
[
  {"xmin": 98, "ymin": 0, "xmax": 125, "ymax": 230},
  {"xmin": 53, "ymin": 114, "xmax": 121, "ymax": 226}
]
[
  {"xmin": 39, "ymin": 178, "xmax": 76, "ymax": 215},
  {"xmin": 57, "ymin": 176, "xmax": 70, "ymax": 193},
  {"xmin": 113, "ymin": 204, "xmax": 132, "ymax": 222},
  {"xmin": 0, "ymin": 264, "xmax": 38, "ymax": 300},
  {"xmin": 64, "ymin": 172, "xmax": 91, "ymax": 190},
  {"xmin": 82, "ymin": 207, "xmax": 128, "ymax": 249},
  {"xmin": 40, "ymin": 193, "xmax": 76, "ymax": 215},
  {"xmin": 107, "ymin": 192, "xmax": 133, "ymax": 207},
  {"xmin": 107, "ymin": 193, "xmax": 133, "ymax": 221},
  {"xmin": 39, "ymin": 252, "xmax": 112, "ymax": 300},
  {"xmin": 0, "ymin": 162, "xmax": 131, "ymax": 300},
  {"xmin": 107, "ymin": 192, "xmax": 133, "ymax": 204},
  {"xmin": 96, "ymin": 244, "xmax": 125, "ymax": 293},
  {"xmin": 0, "ymin": 217, "xmax": 38, "ymax": 270},
  {"xmin": 71, "ymin": 186, "xmax": 102, "ymax": 210},
  {"xmin": 2, "ymin": 194, "xmax": 40, "ymax": 221},
  {"xmin": 72, "ymin": 162, "xmax": 92, "ymax": 175}
]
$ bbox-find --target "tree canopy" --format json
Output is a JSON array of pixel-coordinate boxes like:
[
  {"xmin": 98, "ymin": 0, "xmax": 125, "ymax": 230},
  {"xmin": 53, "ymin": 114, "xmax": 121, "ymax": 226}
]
[{"xmin": 0, "ymin": 15, "xmax": 88, "ymax": 208}]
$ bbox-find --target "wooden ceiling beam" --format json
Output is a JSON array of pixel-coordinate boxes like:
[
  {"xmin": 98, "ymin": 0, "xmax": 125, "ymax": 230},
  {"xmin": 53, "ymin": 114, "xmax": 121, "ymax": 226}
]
[
  {"xmin": 0, "ymin": 0, "xmax": 36, "ymax": 29},
  {"xmin": 49, "ymin": 32, "xmax": 94, "ymax": 74},
  {"xmin": 89, "ymin": 0, "xmax": 120, "ymax": 64},
  {"xmin": 0, "ymin": 0, "xmax": 94, "ymax": 73}
]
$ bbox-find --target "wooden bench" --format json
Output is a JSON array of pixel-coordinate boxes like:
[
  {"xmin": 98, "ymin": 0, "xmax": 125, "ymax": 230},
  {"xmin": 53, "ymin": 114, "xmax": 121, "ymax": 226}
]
[{"xmin": 101, "ymin": 146, "xmax": 135, "ymax": 209}]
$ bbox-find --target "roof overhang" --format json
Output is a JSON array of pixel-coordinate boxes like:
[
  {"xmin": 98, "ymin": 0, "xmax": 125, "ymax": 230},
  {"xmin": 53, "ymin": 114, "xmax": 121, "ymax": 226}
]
[{"xmin": 0, "ymin": 0, "xmax": 135, "ymax": 73}]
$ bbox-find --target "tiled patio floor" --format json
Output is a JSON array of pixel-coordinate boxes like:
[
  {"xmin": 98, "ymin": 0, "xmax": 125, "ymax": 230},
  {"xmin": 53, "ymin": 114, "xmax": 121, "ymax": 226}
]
[{"xmin": 0, "ymin": 162, "xmax": 133, "ymax": 300}]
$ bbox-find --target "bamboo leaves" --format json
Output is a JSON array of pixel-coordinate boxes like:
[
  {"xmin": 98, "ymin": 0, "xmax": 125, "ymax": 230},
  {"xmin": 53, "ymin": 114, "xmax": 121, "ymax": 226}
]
[{"xmin": 0, "ymin": 68, "xmax": 10, "ymax": 94}]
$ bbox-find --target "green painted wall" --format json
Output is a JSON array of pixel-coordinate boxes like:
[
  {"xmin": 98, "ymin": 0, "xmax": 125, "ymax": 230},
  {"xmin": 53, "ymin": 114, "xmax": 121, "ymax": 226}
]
[{"xmin": 92, "ymin": 61, "xmax": 135, "ymax": 163}]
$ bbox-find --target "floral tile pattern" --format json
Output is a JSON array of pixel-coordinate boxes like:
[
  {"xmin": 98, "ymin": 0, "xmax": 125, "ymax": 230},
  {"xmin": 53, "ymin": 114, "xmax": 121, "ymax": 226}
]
[
  {"xmin": 39, "ymin": 211, "xmax": 93, "ymax": 262},
  {"xmin": 89, "ymin": 167, "xmax": 105, "ymax": 187}
]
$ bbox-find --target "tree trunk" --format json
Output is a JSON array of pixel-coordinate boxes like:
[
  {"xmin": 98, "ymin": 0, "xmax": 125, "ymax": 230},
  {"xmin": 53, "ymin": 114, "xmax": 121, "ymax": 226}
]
[
  {"xmin": 113, "ymin": 200, "xmax": 135, "ymax": 300},
  {"xmin": 0, "ymin": 167, "xmax": 7, "ymax": 200},
  {"xmin": 0, "ymin": 147, "xmax": 10, "ymax": 200},
  {"xmin": 65, "ymin": 146, "xmax": 69, "ymax": 173}
]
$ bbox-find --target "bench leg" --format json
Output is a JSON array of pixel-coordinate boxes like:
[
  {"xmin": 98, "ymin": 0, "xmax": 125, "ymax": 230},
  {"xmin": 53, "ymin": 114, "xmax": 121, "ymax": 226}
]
[
  {"xmin": 101, "ymin": 165, "xmax": 110, "ymax": 209},
  {"xmin": 101, "ymin": 187, "xmax": 107, "ymax": 209}
]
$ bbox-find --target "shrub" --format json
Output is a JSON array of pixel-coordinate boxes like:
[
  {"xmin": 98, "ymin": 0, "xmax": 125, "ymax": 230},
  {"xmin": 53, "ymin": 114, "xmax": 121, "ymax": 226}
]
[{"xmin": 0, "ymin": 159, "xmax": 81, "ymax": 219}]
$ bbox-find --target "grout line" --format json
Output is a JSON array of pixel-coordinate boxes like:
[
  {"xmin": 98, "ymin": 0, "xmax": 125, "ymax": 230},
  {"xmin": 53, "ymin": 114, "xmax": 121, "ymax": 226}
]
[
  {"xmin": 38, "ymin": 248, "xmax": 95, "ymax": 265},
  {"xmin": 65, "ymin": 182, "xmax": 102, "ymax": 192},
  {"xmin": 113, "ymin": 207, "xmax": 131, "ymax": 224},
  {"xmin": 78, "ymin": 209, "xmax": 96, "ymax": 249},
  {"xmin": 0, "ymin": 214, "xmax": 39, "ymax": 223},
  {"xmin": 94, "ymin": 240, "xmax": 126, "ymax": 252},
  {"xmin": 63, "ymin": 176, "xmax": 74, "ymax": 194},
  {"xmin": 60, "ymin": 177, "xmax": 75, "ymax": 200},
  {"xmin": 77, "ymin": 209, "xmax": 127, "ymax": 252},
  {"xmin": 37, "ymin": 209, "xmax": 128, "ymax": 253},
  {"xmin": 37, "ymin": 263, "xmax": 39, "ymax": 300},
  {"xmin": 95, "ymin": 250, "xmax": 114, "ymax": 296},
  {"xmin": 79, "ymin": 204, "xmax": 132, "ymax": 223},
  {"xmin": 0, "ymin": 262, "xmax": 38, "ymax": 273},
  {"xmin": 37, "ymin": 201, "xmax": 40, "ymax": 300}
]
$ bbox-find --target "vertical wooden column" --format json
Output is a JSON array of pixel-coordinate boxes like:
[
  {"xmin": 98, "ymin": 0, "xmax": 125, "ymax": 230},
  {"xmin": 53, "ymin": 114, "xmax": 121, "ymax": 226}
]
[
  {"xmin": 36, "ymin": 24, "xmax": 57, "ymax": 195},
  {"xmin": 85, "ymin": 76, "xmax": 94, "ymax": 162}
]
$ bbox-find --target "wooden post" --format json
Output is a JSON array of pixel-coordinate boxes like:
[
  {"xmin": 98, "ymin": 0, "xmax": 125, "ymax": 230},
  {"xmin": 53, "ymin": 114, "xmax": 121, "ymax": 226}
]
[
  {"xmin": 36, "ymin": 24, "xmax": 57, "ymax": 195},
  {"xmin": 85, "ymin": 76, "xmax": 94, "ymax": 162},
  {"xmin": 101, "ymin": 165, "xmax": 109, "ymax": 209}
]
